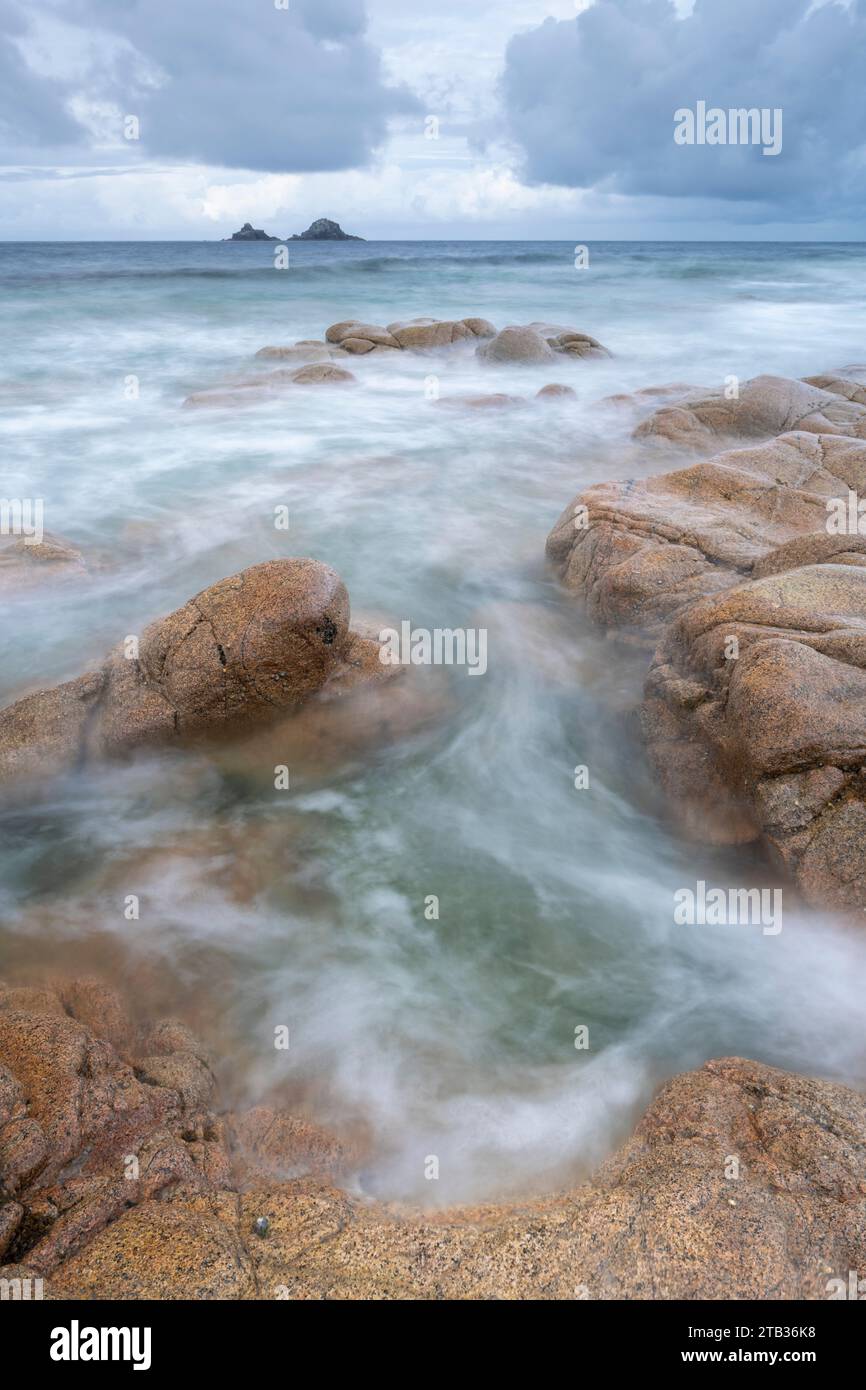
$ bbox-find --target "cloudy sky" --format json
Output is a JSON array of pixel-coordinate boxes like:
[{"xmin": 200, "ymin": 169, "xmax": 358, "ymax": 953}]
[{"xmin": 1, "ymin": 0, "xmax": 864, "ymax": 240}]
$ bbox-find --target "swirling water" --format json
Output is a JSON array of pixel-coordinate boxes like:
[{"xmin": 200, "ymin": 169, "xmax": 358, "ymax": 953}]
[{"xmin": 2, "ymin": 239, "xmax": 866, "ymax": 1203}]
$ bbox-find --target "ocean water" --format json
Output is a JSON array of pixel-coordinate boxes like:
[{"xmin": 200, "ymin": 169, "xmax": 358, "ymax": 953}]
[{"xmin": 2, "ymin": 239, "xmax": 866, "ymax": 1203}]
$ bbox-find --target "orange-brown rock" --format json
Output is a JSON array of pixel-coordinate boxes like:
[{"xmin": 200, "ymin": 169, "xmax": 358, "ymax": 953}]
[
  {"xmin": 548, "ymin": 423, "xmax": 866, "ymax": 902},
  {"xmin": 321, "ymin": 316, "xmax": 496, "ymax": 353},
  {"xmin": 643, "ymin": 563, "xmax": 866, "ymax": 902},
  {"xmin": 0, "ymin": 558, "xmax": 391, "ymax": 784},
  {"xmin": 634, "ymin": 373, "xmax": 866, "ymax": 450},
  {"xmin": 478, "ymin": 323, "xmax": 610, "ymax": 364},
  {"xmin": 0, "ymin": 533, "xmax": 86, "ymax": 593},
  {"xmin": 435, "ymin": 393, "xmax": 526, "ymax": 410},
  {"xmin": 537, "ymin": 383, "xmax": 577, "ymax": 399},
  {"xmin": 4, "ymin": 987, "xmax": 862, "ymax": 1300},
  {"xmin": 547, "ymin": 430, "xmax": 866, "ymax": 640}
]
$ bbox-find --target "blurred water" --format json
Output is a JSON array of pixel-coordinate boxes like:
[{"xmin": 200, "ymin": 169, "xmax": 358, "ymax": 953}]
[{"xmin": 2, "ymin": 239, "xmax": 866, "ymax": 1203}]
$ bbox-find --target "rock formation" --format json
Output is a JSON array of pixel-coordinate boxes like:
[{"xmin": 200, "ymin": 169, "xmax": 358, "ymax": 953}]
[
  {"xmin": 547, "ymin": 369, "xmax": 866, "ymax": 907},
  {"xmin": 183, "ymin": 362, "xmax": 357, "ymax": 407},
  {"xmin": 289, "ymin": 218, "xmax": 363, "ymax": 241},
  {"xmin": 478, "ymin": 323, "xmax": 610, "ymax": 364},
  {"xmin": 547, "ymin": 430, "xmax": 866, "ymax": 639},
  {"xmin": 1, "ymin": 534, "xmax": 86, "ymax": 593},
  {"xmin": 2, "ymin": 978, "xmax": 864, "ymax": 1298},
  {"xmin": 0, "ymin": 558, "xmax": 396, "ymax": 784},
  {"xmin": 223, "ymin": 223, "xmax": 280, "ymax": 242},
  {"xmin": 634, "ymin": 373, "xmax": 866, "ymax": 450},
  {"xmin": 325, "ymin": 315, "xmax": 496, "ymax": 352}
]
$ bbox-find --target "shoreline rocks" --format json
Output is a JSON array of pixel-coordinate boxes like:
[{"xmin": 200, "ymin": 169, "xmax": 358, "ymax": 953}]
[
  {"xmin": 183, "ymin": 313, "xmax": 609, "ymax": 406},
  {"xmin": 633, "ymin": 372, "xmax": 866, "ymax": 451},
  {"xmin": 478, "ymin": 323, "xmax": 610, "ymax": 364},
  {"xmin": 2, "ymin": 977, "xmax": 864, "ymax": 1298},
  {"xmin": 0, "ymin": 558, "xmax": 398, "ymax": 784},
  {"xmin": 325, "ymin": 315, "xmax": 496, "ymax": 353},
  {"xmin": 183, "ymin": 361, "xmax": 356, "ymax": 407},
  {"xmin": 547, "ymin": 375, "xmax": 866, "ymax": 907}
]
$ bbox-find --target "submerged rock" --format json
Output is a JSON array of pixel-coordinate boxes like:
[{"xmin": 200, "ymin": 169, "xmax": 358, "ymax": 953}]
[
  {"xmin": 537, "ymin": 383, "xmax": 577, "ymax": 399},
  {"xmin": 435, "ymin": 393, "xmax": 526, "ymax": 410},
  {"xmin": 0, "ymin": 558, "xmax": 385, "ymax": 783},
  {"xmin": 183, "ymin": 362, "xmax": 356, "ymax": 406},
  {"xmin": 254, "ymin": 343, "xmax": 333, "ymax": 363},
  {"xmin": 284, "ymin": 363, "xmax": 356, "ymax": 385},
  {"xmin": 0, "ymin": 533, "xmax": 86, "ymax": 593}
]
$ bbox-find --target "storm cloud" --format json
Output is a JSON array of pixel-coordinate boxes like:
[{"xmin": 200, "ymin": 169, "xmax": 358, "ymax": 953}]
[
  {"xmin": 0, "ymin": 0, "xmax": 418, "ymax": 172},
  {"xmin": 501, "ymin": 0, "xmax": 866, "ymax": 213}
]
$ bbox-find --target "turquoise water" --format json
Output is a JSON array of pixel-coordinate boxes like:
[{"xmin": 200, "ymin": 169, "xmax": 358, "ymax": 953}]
[{"xmin": 2, "ymin": 240, "xmax": 866, "ymax": 1202}]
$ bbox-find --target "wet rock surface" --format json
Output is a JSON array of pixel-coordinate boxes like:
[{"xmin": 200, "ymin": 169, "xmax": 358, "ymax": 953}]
[
  {"xmin": 0, "ymin": 558, "xmax": 399, "ymax": 784},
  {"xmin": 634, "ymin": 372, "xmax": 866, "ymax": 450},
  {"xmin": 478, "ymin": 323, "xmax": 610, "ymax": 364},
  {"xmin": 0, "ymin": 533, "xmax": 86, "ymax": 593},
  {"xmin": 2, "ymin": 979, "xmax": 863, "ymax": 1299},
  {"xmin": 548, "ymin": 375, "xmax": 866, "ymax": 906}
]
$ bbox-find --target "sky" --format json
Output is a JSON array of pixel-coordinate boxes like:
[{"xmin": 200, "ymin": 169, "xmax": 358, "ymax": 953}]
[{"xmin": 0, "ymin": 0, "xmax": 864, "ymax": 240}]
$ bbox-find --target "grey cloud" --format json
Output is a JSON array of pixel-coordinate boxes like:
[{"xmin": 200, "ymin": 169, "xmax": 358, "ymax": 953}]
[
  {"xmin": 0, "ymin": 2, "xmax": 84, "ymax": 146},
  {"xmin": 500, "ymin": 0, "xmax": 866, "ymax": 213},
  {"xmin": 1, "ymin": 0, "xmax": 419, "ymax": 172}
]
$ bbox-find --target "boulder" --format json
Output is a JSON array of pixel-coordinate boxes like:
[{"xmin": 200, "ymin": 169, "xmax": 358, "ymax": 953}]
[
  {"xmin": 390, "ymin": 320, "xmax": 472, "ymax": 349},
  {"xmin": 547, "ymin": 430, "xmax": 866, "ymax": 639},
  {"xmin": 527, "ymin": 323, "xmax": 611, "ymax": 358},
  {"xmin": 635, "ymin": 373, "xmax": 866, "ymax": 450},
  {"xmin": 0, "ymin": 534, "xmax": 86, "ymax": 593},
  {"xmin": 477, "ymin": 325, "xmax": 556, "ymax": 364},
  {"xmin": 324, "ymin": 322, "xmax": 400, "ymax": 349},
  {"xmin": 183, "ymin": 362, "xmax": 356, "ymax": 405},
  {"xmin": 0, "ymin": 980, "xmax": 230, "ymax": 1274},
  {"xmin": 478, "ymin": 323, "xmax": 610, "ymax": 364},
  {"xmin": 803, "ymin": 365, "xmax": 866, "ymax": 406},
  {"xmin": 286, "ymin": 363, "xmax": 356, "ymax": 384},
  {"xmin": 322, "ymin": 316, "xmax": 495, "ymax": 353},
  {"xmin": 547, "ymin": 424, "xmax": 866, "ymax": 902},
  {"xmin": 537, "ymin": 383, "xmax": 577, "ymax": 399},
  {"xmin": 0, "ymin": 558, "xmax": 383, "ymax": 783},
  {"xmin": 643, "ymin": 564, "xmax": 866, "ymax": 901}
]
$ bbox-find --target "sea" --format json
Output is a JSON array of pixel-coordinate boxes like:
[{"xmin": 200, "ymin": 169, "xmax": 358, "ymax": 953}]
[{"xmin": 1, "ymin": 239, "xmax": 865, "ymax": 1202}]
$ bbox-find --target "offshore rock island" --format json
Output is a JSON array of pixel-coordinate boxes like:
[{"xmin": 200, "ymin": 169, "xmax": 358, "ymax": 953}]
[{"xmin": 222, "ymin": 219, "xmax": 364, "ymax": 242}]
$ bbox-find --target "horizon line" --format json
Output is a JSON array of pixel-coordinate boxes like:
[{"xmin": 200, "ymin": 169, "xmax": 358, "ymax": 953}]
[{"xmin": 2, "ymin": 236, "xmax": 866, "ymax": 245}]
